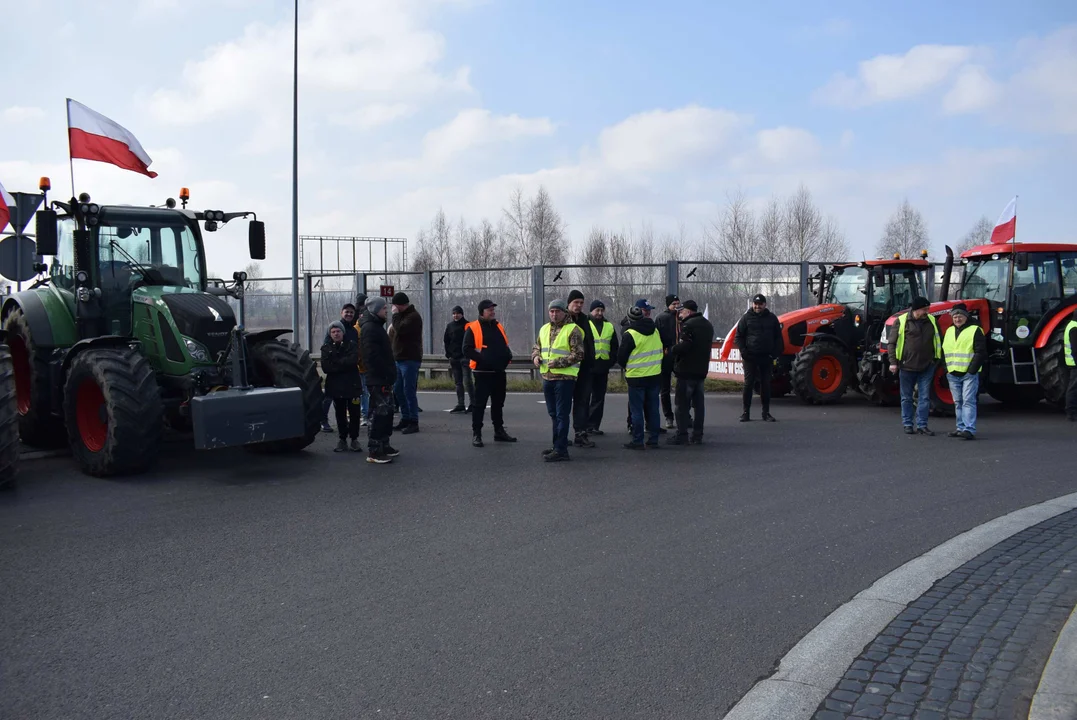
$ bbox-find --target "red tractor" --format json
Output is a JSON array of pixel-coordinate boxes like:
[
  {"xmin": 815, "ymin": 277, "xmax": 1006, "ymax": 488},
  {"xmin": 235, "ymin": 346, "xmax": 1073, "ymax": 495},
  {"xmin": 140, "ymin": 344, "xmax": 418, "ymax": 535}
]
[
  {"xmin": 876, "ymin": 242, "xmax": 1077, "ymax": 413},
  {"xmin": 715, "ymin": 254, "xmax": 932, "ymax": 405}
]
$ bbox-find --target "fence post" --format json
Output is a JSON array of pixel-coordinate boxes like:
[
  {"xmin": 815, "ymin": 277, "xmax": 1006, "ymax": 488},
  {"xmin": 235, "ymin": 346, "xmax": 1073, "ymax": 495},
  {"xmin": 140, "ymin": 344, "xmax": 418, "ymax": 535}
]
[
  {"xmin": 666, "ymin": 260, "xmax": 679, "ymax": 300},
  {"xmin": 799, "ymin": 262, "xmax": 810, "ymax": 308},
  {"xmin": 531, "ymin": 265, "xmax": 544, "ymax": 346},
  {"xmin": 304, "ymin": 273, "xmax": 314, "ymax": 351},
  {"xmin": 422, "ymin": 270, "xmax": 434, "ymax": 355},
  {"xmin": 356, "ymin": 272, "xmax": 367, "ymax": 302}
]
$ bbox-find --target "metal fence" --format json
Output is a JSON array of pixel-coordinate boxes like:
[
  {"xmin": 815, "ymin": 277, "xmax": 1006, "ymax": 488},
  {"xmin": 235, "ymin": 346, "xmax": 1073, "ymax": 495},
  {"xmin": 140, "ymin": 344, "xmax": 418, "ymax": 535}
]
[{"xmin": 238, "ymin": 260, "xmax": 947, "ymax": 355}]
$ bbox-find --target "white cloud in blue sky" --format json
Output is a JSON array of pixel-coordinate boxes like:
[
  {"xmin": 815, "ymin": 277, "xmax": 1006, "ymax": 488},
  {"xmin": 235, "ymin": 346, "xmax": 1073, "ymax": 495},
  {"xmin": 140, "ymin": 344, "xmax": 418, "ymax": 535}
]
[{"xmin": 3, "ymin": 0, "xmax": 1075, "ymax": 276}]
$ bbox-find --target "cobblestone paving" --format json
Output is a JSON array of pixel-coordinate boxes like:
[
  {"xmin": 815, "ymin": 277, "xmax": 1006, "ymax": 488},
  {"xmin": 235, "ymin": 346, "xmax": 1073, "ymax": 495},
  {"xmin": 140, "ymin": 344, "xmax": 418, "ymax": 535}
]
[{"xmin": 813, "ymin": 508, "xmax": 1077, "ymax": 720}]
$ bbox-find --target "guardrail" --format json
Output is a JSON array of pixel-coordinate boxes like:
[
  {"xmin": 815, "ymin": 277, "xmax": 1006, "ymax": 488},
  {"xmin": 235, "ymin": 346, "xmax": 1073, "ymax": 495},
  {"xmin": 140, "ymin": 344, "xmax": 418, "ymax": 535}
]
[{"xmin": 312, "ymin": 353, "xmax": 545, "ymax": 380}]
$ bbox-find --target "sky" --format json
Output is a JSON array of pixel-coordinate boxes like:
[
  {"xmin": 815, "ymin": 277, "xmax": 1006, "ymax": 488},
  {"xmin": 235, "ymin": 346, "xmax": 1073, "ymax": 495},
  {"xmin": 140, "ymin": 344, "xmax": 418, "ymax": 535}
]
[{"xmin": 2, "ymin": 0, "xmax": 1075, "ymax": 278}]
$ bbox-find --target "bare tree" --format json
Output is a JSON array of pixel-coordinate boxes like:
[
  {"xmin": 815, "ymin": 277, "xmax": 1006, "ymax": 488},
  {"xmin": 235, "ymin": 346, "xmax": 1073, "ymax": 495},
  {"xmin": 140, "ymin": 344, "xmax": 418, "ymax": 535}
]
[
  {"xmin": 526, "ymin": 186, "xmax": 568, "ymax": 265},
  {"xmin": 782, "ymin": 185, "xmax": 825, "ymax": 262},
  {"xmin": 632, "ymin": 220, "xmax": 658, "ymax": 265},
  {"xmin": 819, "ymin": 215, "xmax": 850, "ymax": 262},
  {"xmin": 501, "ymin": 187, "xmax": 529, "ymax": 263},
  {"xmin": 409, "ymin": 227, "xmax": 435, "ymax": 271},
  {"xmin": 958, "ymin": 216, "xmax": 993, "ymax": 254},
  {"xmin": 579, "ymin": 226, "xmax": 611, "ymax": 266},
  {"xmin": 242, "ymin": 261, "xmax": 264, "ymax": 292},
  {"xmin": 878, "ymin": 199, "xmax": 930, "ymax": 259}
]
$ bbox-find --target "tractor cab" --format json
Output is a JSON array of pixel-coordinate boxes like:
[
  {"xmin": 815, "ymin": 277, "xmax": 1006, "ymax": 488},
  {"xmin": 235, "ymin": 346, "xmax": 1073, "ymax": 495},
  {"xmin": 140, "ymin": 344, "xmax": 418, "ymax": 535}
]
[{"xmin": 820, "ymin": 257, "xmax": 929, "ymax": 338}]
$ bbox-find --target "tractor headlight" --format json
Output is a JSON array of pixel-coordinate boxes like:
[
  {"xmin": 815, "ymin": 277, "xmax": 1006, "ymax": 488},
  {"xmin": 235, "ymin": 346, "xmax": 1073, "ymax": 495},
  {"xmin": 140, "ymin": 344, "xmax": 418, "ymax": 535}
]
[{"xmin": 183, "ymin": 337, "xmax": 209, "ymax": 361}]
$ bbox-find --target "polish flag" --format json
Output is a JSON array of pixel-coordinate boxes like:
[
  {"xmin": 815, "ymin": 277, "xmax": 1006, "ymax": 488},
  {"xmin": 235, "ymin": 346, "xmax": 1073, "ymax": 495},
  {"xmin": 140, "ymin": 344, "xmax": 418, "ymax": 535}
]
[
  {"xmin": 67, "ymin": 99, "xmax": 158, "ymax": 178},
  {"xmin": 989, "ymin": 196, "xmax": 1016, "ymax": 245},
  {"xmin": 0, "ymin": 180, "xmax": 13, "ymax": 232}
]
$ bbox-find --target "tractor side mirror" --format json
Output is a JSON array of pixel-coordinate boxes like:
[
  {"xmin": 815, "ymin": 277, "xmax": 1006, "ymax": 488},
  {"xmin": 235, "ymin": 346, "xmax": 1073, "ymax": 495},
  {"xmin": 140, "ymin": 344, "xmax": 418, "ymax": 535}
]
[
  {"xmin": 248, "ymin": 220, "xmax": 266, "ymax": 260},
  {"xmin": 1015, "ymin": 252, "xmax": 1029, "ymax": 272},
  {"xmin": 35, "ymin": 209, "xmax": 58, "ymax": 256}
]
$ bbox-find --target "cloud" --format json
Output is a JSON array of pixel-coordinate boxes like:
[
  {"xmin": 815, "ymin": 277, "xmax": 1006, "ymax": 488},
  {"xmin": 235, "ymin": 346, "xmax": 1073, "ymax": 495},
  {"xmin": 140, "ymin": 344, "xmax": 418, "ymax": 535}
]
[
  {"xmin": 1, "ymin": 106, "xmax": 46, "ymax": 124},
  {"xmin": 755, "ymin": 127, "xmax": 822, "ymax": 165},
  {"xmin": 942, "ymin": 65, "xmax": 1002, "ymax": 114},
  {"xmin": 816, "ymin": 44, "xmax": 974, "ymax": 107},
  {"xmin": 329, "ymin": 103, "xmax": 417, "ymax": 130},
  {"xmin": 422, "ymin": 109, "xmax": 555, "ymax": 165},
  {"xmin": 597, "ymin": 105, "xmax": 750, "ymax": 173},
  {"xmin": 1003, "ymin": 25, "xmax": 1077, "ymax": 134}
]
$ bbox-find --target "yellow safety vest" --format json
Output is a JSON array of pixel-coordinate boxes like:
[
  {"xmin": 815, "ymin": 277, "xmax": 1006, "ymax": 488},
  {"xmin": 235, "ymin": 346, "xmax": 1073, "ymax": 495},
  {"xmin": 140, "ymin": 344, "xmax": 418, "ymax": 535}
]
[
  {"xmin": 894, "ymin": 313, "xmax": 941, "ymax": 362},
  {"xmin": 590, "ymin": 319, "xmax": 614, "ymax": 361},
  {"xmin": 942, "ymin": 324, "xmax": 982, "ymax": 373},
  {"xmin": 624, "ymin": 329, "xmax": 663, "ymax": 378},
  {"xmin": 1064, "ymin": 320, "xmax": 1077, "ymax": 368},
  {"xmin": 538, "ymin": 322, "xmax": 580, "ymax": 377}
]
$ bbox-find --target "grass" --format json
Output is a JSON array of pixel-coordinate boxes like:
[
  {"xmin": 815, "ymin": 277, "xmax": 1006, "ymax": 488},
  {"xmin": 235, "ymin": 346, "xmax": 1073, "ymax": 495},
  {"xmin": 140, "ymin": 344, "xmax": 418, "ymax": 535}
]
[{"xmin": 416, "ymin": 376, "xmax": 743, "ymax": 394}]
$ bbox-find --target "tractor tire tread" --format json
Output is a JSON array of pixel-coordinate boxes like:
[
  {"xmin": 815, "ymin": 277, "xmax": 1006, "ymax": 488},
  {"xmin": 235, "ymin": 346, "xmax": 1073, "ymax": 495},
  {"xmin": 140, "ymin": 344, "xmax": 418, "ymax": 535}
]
[
  {"xmin": 246, "ymin": 339, "xmax": 322, "ymax": 453},
  {"xmin": 791, "ymin": 341, "xmax": 851, "ymax": 405},
  {"xmin": 2, "ymin": 307, "xmax": 66, "ymax": 448},
  {"xmin": 1038, "ymin": 327, "xmax": 1069, "ymax": 410},
  {"xmin": 0, "ymin": 344, "xmax": 21, "ymax": 489}
]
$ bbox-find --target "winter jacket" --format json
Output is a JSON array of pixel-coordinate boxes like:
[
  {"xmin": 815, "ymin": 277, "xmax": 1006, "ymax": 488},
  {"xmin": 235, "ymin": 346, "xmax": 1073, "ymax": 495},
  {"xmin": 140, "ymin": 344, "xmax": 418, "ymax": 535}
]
[
  {"xmin": 672, "ymin": 312, "xmax": 715, "ymax": 379},
  {"xmin": 320, "ymin": 339, "xmax": 362, "ymax": 399},
  {"xmin": 531, "ymin": 320, "xmax": 583, "ymax": 381},
  {"xmin": 654, "ymin": 309, "xmax": 679, "ymax": 349},
  {"xmin": 359, "ymin": 309, "xmax": 397, "ymax": 387},
  {"xmin": 941, "ymin": 322, "xmax": 987, "ymax": 377},
  {"xmin": 589, "ymin": 317, "xmax": 620, "ymax": 375},
  {"xmin": 390, "ymin": 304, "xmax": 424, "ymax": 362},
  {"xmin": 735, "ymin": 308, "xmax": 783, "ymax": 358},
  {"xmin": 887, "ymin": 315, "xmax": 938, "ymax": 373},
  {"xmin": 570, "ymin": 311, "xmax": 596, "ymax": 371},
  {"xmin": 444, "ymin": 317, "xmax": 467, "ymax": 360},
  {"xmin": 617, "ymin": 316, "xmax": 662, "ymax": 387},
  {"xmin": 463, "ymin": 319, "xmax": 513, "ymax": 372}
]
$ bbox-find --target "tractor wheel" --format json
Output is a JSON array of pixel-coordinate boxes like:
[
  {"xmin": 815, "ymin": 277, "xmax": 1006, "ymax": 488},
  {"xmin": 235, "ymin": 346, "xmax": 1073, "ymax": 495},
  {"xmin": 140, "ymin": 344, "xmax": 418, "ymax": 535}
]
[
  {"xmin": 63, "ymin": 347, "xmax": 164, "ymax": 477},
  {"xmin": 792, "ymin": 342, "xmax": 851, "ymax": 405},
  {"xmin": 929, "ymin": 365, "xmax": 956, "ymax": 417},
  {"xmin": 1037, "ymin": 326, "xmax": 1070, "ymax": 410},
  {"xmin": 988, "ymin": 384, "xmax": 1044, "ymax": 408},
  {"xmin": 247, "ymin": 339, "xmax": 322, "ymax": 453},
  {"xmin": 0, "ymin": 344, "xmax": 20, "ymax": 489},
  {"xmin": 2, "ymin": 308, "xmax": 66, "ymax": 448}
]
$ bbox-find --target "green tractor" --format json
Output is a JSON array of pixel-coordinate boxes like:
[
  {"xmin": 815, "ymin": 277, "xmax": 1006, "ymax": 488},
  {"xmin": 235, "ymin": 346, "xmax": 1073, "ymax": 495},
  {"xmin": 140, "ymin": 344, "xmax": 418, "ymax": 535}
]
[{"xmin": 1, "ymin": 187, "xmax": 323, "ymax": 477}]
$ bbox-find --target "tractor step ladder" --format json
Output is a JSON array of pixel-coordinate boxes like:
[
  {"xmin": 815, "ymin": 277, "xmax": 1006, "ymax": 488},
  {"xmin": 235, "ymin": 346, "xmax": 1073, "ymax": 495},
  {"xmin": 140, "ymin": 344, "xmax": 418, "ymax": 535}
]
[{"xmin": 1010, "ymin": 346, "xmax": 1040, "ymax": 385}]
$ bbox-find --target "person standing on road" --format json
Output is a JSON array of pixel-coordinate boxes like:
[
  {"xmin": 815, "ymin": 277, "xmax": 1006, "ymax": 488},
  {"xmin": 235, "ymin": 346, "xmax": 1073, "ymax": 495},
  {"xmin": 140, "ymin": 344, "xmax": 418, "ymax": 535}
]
[
  {"xmin": 669, "ymin": 300, "xmax": 714, "ymax": 445},
  {"xmin": 444, "ymin": 305, "xmax": 474, "ymax": 414},
  {"xmin": 887, "ymin": 296, "xmax": 941, "ymax": 436},
  {"xmin": 321, "ymin": 303, "xmax": 359, "ymax": 433},
  {"xmin": 618, "ymin": 304, "xmax": 663, "ymax": 449},
  {"xmin": 389, "ymin": 292, "xmax": 423, "ymax": 435},
  {"xmin": 735, "ymin": 294, "xmax": 782, "ymax": 422},
  {"xmin": 623, "ymin": 299, "xmax": 661, "ymax": 435},
  {"xmin": 655, "ymin": 294, "xmax": 681, "ymax": 429},
  {"xmin": 463, "ymin": 299, "xmax": 517, "ymax": 448},
  {"xmin": 320, "ymin": 321, "xmax": 364, "ymax": 453},
  {"xmin": 1063, "ymin": 307, "xmax": 1077, "ymax": 421},
  {"xmin": 586, "ymin": 300, "xmax": 618, "ymax": 436},
  {"xmin": 532, "ymin": 299, "xmax": 584, "ymax": 462},
  {"xmin": 359, "ymin": 297, "xmax": 400, "ymax": 464},
  {"xmin": 941, "ymin": 303, "xmax": 986, "ymax": 440},
  {"xmin": 566, "ymin": 289, "xmax": 598, "ymax": 449},
  {"xmin": 353, "ymin": 293, "xmax": 370, "ymax": 425}
]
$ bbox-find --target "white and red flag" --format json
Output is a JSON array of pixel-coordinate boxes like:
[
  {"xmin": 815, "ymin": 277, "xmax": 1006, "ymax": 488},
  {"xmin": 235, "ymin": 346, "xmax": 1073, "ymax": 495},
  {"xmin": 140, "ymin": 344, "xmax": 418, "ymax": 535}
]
[
  {"xmin": 0, "ymin": 180, "xmax": 13, "ymax": 232},
  {"xmin": 989, "ymin": 196, "xmax": 1016, "ymax": 245},
  {"xmin": 67, "ymin": 99, "xmax": 158, "ymax": 178}
]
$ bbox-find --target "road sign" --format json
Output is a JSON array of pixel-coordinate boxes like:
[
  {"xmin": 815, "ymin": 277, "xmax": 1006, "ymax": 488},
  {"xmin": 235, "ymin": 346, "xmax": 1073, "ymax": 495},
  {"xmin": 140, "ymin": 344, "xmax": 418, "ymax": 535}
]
[
  {"xmin": 8, "ymin": 192, "xmax": 43, "ymax": 235},
  {"xmin": 0, "ymin": 234, "xmax": 38, "ymax": 282},
  {"xmin": 380, "ymin": 285, "xmax": 395, "ymax": 298}
]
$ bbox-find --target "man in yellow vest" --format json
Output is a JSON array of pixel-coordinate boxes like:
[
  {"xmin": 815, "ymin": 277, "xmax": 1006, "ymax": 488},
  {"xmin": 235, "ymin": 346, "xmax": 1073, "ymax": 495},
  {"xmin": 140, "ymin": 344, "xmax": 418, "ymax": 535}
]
[
  {"xmin": 940, "ymin": 303, "xmax": 986, "ymax": 440},
  {"xmin": 531, "ymin": 299, "xmax": 584, "ymax": 462},
  {"xmin": 887, "ymin": 296, "xmax": 941, "ymax": 435},
  {"xmin": 617, "ymin": 304, "xmax": 664, "ymax": 449},
  {"xmin": 586, "ymin": 299, "xmax": 619, "ymax": 436},
  {"xmin": 1064, "ymin": 306, "xmax": 1077, "ymax": 421}
]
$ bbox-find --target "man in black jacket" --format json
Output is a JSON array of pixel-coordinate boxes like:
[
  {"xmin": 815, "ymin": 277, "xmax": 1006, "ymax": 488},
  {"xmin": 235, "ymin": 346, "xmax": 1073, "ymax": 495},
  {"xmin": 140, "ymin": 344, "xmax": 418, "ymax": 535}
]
[
  {"xmin": 735, "ymin": 293, "xmax": 783, "ymax": 422},
  {"xmin": 321, "ymin": 303, "xmax": 359, "ymax": 433},
  {"xmin": 586, "ymin": 300, "xmax": 618, "ymax": 435},
  {"xmin": 566, "ymin": 289, "xmax": 597, "ymax": 448},
  {"xmin": 462, "ymin": 299, "xmax": 517, "ymax": 447},
  {"xmin": 669, "ymin": 300, "xmax": 714, "ymax": 444},
  {"xmin": 359, "ymin": 297, "xmax": 400, "ymax": 464},
  {"xmin": 390, "ymin": 292, "xmax": 423, "ymax": 433},
  {"xmin": 444, "ymin": 305, "xmax": 473, "ymax": 414},
  {"xmin": 320, "ymin": 320, "xmax": 363, "ymax": 453},
  {"xmin": 654, "ymin": 294, "xmax": 681, "ymax": 428}
]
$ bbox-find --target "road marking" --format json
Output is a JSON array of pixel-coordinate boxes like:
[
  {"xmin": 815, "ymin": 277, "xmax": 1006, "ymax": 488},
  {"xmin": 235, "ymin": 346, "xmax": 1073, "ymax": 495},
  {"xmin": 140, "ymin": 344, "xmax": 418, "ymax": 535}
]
[
  {"xmin": 721, "ymin": 490, "xmax": 1077, "ymax": 720},
  {"xmin": 1029, "ymin": 603, "xmax": 1077, "ymax": 720}
]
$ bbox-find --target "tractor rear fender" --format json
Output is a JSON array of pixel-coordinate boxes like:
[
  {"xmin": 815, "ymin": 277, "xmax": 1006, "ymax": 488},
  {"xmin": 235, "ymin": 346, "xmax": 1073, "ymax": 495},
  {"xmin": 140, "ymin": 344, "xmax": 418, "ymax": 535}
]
[
  {"xmin": 1033, "ymin": 298, "xmax": 1077, "ymax": 349},
  {"xmin": 61, "ymin": 336, "xmax": 139, "ymax": 373},
  {"xmin": 2, "ymin": 290, "xmax": 79, "ymax": 349},
  {"xmin": 245, "ymin": 329, "xmax": 294, "ymax": 346},
  {"xmin": 802, "ymin": 331, "xmax": 850, "ymax": 353}
]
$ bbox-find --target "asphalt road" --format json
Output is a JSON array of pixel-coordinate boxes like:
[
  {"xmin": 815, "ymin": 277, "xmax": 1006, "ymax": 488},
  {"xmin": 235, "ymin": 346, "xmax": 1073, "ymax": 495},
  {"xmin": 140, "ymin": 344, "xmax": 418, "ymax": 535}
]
[{"xmin": 2, "ymin": 391, "xmax": 1074, "ymax": 719}]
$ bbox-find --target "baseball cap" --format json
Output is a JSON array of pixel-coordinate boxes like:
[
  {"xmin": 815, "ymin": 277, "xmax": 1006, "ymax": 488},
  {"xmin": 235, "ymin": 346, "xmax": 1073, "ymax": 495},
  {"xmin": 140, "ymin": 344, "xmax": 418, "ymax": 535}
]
[
  {"xmin": 634, "ymin": 298, "xmax": 654, "ymax": 310},
  {"xmin": 682, "ymin": 300, "xmax": 699, "ymax": 312},
  {"xmin": 477, "ymin": 299, "xmax": 497, "ymax": 313},
  {"xmin": 752, "ymin": 294, "xmax": 767, "ymax": 305}
]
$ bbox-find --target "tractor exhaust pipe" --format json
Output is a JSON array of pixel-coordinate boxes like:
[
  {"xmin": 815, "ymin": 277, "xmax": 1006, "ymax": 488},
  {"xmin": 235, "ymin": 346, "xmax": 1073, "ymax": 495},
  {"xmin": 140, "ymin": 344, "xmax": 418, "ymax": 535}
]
[{"xmin": 940, "ymin": 245, "xmax": 954, "ymax": 301}]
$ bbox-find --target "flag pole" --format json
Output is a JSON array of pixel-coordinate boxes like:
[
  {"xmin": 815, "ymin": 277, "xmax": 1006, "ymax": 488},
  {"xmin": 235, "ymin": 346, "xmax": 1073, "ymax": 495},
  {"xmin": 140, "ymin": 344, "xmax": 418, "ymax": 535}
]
[{"xmin": 66, "ymin": 98, "xmax": 75, "ymax": 198}]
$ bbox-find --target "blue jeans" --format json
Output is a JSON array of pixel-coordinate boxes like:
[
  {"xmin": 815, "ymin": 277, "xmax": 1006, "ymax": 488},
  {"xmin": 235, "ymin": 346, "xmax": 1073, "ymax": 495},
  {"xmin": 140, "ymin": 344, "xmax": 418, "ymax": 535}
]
[
  {"xmin": 394, "ymin": 360, "xmax": 421, "ymax": 422},
  {"xmin": 629, "ymin": 381, "xmax": 661, "ymax": 445},
  {"xmin": 947, "ymin": 372, "xmax": 979, "ymax": 435},
  {"xmin": 899, "ymin": 367, "xmax": 934, "ymax": 429},
  {"xmin": 543, "ymin": 378, "xmax": 575, "ymax": 455}
]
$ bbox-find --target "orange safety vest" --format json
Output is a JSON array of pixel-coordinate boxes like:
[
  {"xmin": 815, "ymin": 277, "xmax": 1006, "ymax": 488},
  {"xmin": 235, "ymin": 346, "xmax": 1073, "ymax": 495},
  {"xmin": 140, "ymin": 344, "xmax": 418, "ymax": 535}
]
[{"xmin": 466, "ymin": 320, "xmax": 509, "ymax": 370}]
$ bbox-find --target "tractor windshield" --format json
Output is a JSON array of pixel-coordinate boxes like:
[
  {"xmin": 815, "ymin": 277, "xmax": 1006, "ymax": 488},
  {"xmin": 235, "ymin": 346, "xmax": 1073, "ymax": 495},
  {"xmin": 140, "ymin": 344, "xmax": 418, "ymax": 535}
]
[
  {"xmin": 828, "ymin": 267, "xmax": 869, "ymax": 306},
  {"xmin": 960, "ymin": 258, "xmax": 1009, "ymax": 303},
  {"xmin": 97, "ymin": 219, "xmax": 204, "ymax": 290}
]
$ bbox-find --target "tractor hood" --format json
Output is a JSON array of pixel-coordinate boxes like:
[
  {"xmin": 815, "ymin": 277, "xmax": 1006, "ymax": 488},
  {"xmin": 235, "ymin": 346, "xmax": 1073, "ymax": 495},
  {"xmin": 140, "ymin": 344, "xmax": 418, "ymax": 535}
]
[{"xmin": 133, "ymin": 286, "xmax": 237, "ymax": 359}]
